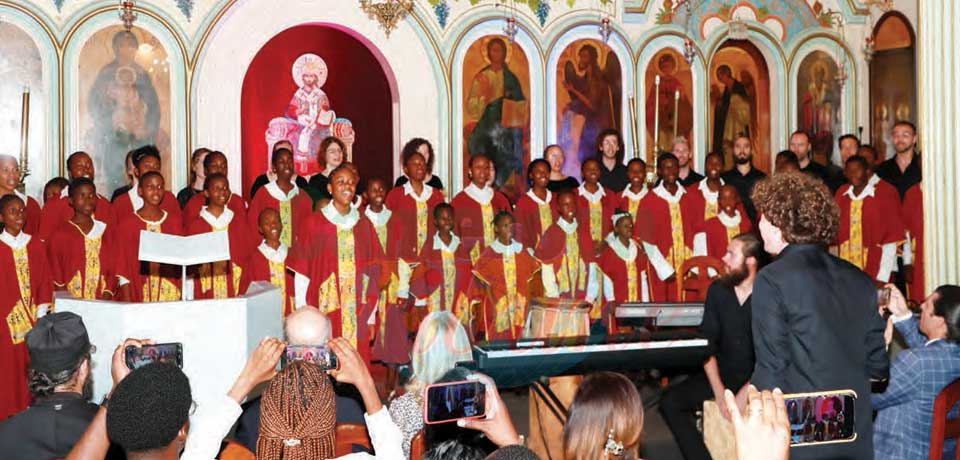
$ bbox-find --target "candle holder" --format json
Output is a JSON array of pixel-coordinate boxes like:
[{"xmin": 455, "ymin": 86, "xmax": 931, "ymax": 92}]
[
  {"xmin": 599, "ymin": 16, "xmax": 612, "ymax": 43},
  {"xmin": 359, "ymin": 0, "xmax": 415, "ymax": 37},
  {"xmin": 682, "ymin": 38, "xmax": 697, "ymax": 64},
  {"xmin": 118, "ymin": 0, "xmax": 137, "ymax": 30},
  {"xmin": 18, "ymin": 87, "xmax": 30, "ymax": 191}
]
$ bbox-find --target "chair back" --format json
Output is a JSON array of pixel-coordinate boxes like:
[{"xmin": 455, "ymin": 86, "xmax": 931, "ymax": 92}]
[
  {"xmin": 410, "ymin": 429, "xmax": 426, "ymax": 459},
  {"xmin": 930, "ymin": 378, "xmax": 960, "ymax": 460},
  {"xmin": 335, "ymin": 422, "xmax": 373, "ymax": 457},
  {"xmin": 677, "ymin": 256, "xmax": 724, "ymax": 301},
  {"xmin": 218, "ymin": 440, "xmax": 256, "ymax": 460}
]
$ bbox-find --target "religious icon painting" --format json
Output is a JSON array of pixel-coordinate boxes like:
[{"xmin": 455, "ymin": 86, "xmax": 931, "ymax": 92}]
[
  {"xmin": 709, "ymin": 40, "xmax": 771, "ymax": 173},
  {"xmin": 796, "ymin": 51, "xmax": 843, "ymax": 165},
  {"xmin": 265, "ymin": 53, "xmax": 355, "ymax": 177},
  {"xmin": 462, "ymin": 35, "xmax": 531, "ymax": 203},
  {"xmin": 78, "ymin": 26, "xmax": 172, "ymax": 195},
  {"xmin": 555, "ymin": 39, "xmax": 622, "ymax": 180},
  {"xmin": 0, "ymin": 23, "xmax": 46, "ymax": 185},
  {"xmin": 644, "ymin": 48, "xmax": 694, "ymax": 155}
]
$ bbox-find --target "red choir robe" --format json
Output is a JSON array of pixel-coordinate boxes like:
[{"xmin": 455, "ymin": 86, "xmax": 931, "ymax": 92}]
[
  {"xmin": 114, "ymin": 211, "xmax": 183, "ymax": 303},
  {"xmin": 187, "ymin": 208, "xmax": 252, "ymax": 299},
  {"xmin": 247, "ymin": 181, "xmax": 312, "ymax": 250},
  {"xmin": 471, "ymin": 240, "xmax": 541, "ymax": 341},
  {"xmin": 616, "ymin": 187, "xmax": 658, "ymax": 243},
  {"xmin": 385, "ymin": 182, "xmax": 444, "ymax": 263},
  {"xmin": 239, "ymin": 241, "xmax": 296, "ymax": 317},
  {"xmin": 514, "ymin": 189, "xmax": 557, "ymax": 249},
  {"xmin": 534, "ymin": 218, "xmax": 598, "ymax": 303},
  {"xmin": 834, "ymin": 176, "xmax": 905, "ymax": 285},
  {"xmin": 411, "ymin": 232, "xmax": 474, "ymax": 322},
  {"xmin": 37, "ymin": 188, "xmax": 114, "ymax": 241},
  {"xmin": 112, "ymin": 185, "xmax": 182, "ymax": 224},
  {"xmin": 686, "ymin": 179, "xmax": 721, "ymax": 222},
  {"xmin": 450, "ymin": 184, "xmax": 512, "ymax": 264},
  {"xmin": 902, "ymin": 184, "xmax": 924, "ymax": 303},
  {"xmin": 290, "ymin": 204, "xmax": 386, "ymax": 363},
  {"xmin": 8, "ymin": 191, "xmax": 42, "ymax": 236},
  {"xmin": 48, "ymin": 220, "xmax": 117, "ymax": 299},
  {"xmin": 364, "ymin": 207, "xmax": 407, "ymax": 364},
  {"xmin": 0, "ymin": 231, "xmax": 53, "ymax": 420},
  {"xmin": 703, "ymin": 210, "xmax": 753, "ymax": 261},
  {"xmin": 638, "ymin": 183, "xmax": 705, "ymax": 302},
  {"xmin": 182, "ymin": 192, "xmax": 247, "ymax": 231},
  {"xmin": 575, "ymin": 183, "xmax": 615, "ymax": 246},
  {"xmin": 597, "ymin": 237, "xmax": 651, "ymax": 331}
]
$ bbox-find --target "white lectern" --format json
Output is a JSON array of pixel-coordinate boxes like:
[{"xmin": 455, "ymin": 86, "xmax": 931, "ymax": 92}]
[{"xmin": 54, "ymin": 282, "xmax": 283, "ymax": 407}]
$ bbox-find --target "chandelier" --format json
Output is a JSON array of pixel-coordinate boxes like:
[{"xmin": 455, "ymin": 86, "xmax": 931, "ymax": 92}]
[
  {"xmin": 118, "ymin": 0, "xmax": 137, "ymax": 30},
  {"xmin": 359, "ymin": 0, "xmax": 414, "ymax": 37}
]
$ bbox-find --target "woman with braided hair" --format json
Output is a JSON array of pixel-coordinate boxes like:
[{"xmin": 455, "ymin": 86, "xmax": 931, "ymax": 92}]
[{"xmin": 257, "ymin": 361, "xmax": 337, "ymax": 459}]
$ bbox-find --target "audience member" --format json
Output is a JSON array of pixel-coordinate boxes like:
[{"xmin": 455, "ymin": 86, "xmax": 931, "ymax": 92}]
[
  {"xmin": 876, "ymin": 120, "xmax": 921, "ymax": 199},
  {"xmin": 595, "ymin": 129, "xmax": 628, "ymax": 192},
  {"xmin": 673, "ymin": 136, "xmax": 704, "ymax": 187},
  {"xmin": 873, "ymin": 284, "xmax": 960, "ymax": 460},
  {"xmin": 750, "ymin": 171, "xmax": 888, "ymax": 459},
  {"xmin": 0, "ymin": 312, "xmax": 120, "ymax": 459},
  {"xmin": 720, "ymin": 135, "xmax": 766, "ymax": 223},
  {"xmin": 544, "ymin": 144, "xmax": 580, "ymax": 193},
  {"xmin": 562, "ymin": 372, "xmax": 643, "ymax": 460},
  {"xmin": 660, "ymin": 233, "xmax": 764, "ymax": 460},
  {"xmin": 389, "ymin": 311, "xmax": 473, "ymax": 459}
]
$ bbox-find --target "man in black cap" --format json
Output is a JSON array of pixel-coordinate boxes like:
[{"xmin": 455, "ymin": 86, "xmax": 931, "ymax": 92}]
[{"xmin": 0, "ymin": 311, "xmax": 109, "ymax": 458}]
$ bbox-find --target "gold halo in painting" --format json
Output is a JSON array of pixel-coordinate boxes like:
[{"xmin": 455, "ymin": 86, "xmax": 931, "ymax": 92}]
[
  {"xmin": 656, "ymin": 51, "xmax": 679, "ymax": 77},
  {"xmin": 480, "ymin": 35, "xmax": 514, "ymax": 65},
  {"xmin": 808, "ymin": 60, "xmax": 831, "ymax": 81}
]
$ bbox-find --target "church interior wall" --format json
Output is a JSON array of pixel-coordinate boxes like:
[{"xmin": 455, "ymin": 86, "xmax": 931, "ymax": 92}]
[{"xmin": 0, "ymin": 0, "xmax": 919, "ymax": 197}]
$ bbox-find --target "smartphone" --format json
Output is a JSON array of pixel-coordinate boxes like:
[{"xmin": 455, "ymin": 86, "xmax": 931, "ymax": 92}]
[
  {"xmin": 423, "ymin": 380, "xmax": 486, "ymax": 425},
  {"xmin": 125, "ymin": 343, "xmax": 183, "ymax": 370},
  {"xmin": 282, "ymin": 345, "xmax": 339, "ymax": 370},
  {"xmin": 784, "ymin": 389, "xmax": 857, "ymax": 446}
]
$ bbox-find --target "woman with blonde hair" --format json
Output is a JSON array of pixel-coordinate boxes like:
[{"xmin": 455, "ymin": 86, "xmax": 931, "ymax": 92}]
[
  {"xmin": 562, "ymin": 372, "xmax": 644, "ymax": 460},
  {"xmin": 388, "ymin": 311, "xmax": 473, "ymax": 459}
]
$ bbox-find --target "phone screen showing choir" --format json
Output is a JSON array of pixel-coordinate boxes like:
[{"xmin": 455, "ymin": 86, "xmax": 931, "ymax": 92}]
[
  {"xmin": 786, "ymin": 393, "xmax": 856, "ymax": 445},
  {"xmin": 282, "ymin": 345, "xmax": 338, "ymax": 370},
  {"xmin": 425, "ymin": 381, "xmax": 486, "ymax": 424},
  {"xmin": 124, "ymin": 343, "xmax": 183, "ymax": 370}
]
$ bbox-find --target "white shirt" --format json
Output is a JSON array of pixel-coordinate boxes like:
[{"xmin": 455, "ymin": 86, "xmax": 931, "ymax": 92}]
[
  {"xmin": 433, "ymin": 232, "xmax": 461, "ymax": 252},
  {"xmin": 463, "ymin": 183, "xmax": 494, "ymax": 205},
  {"xmin": 126, "ymin": 185, "xmax": 144, "ymax": 211},
  {"xmin": 264, "ymin": 180, "xmax": 299, "ymax": 202},
  {"xmin": 0, "ymin": 230, "xmax": 31, "ymax": 250},
  {"xmin": 257, "ymin": 240, "xmax": 288, "ymax": 262},
  {"xmin": 321, "ymin": 201, "xmax": 360, "ymax": 231},
  {"xmin": 577, "ymin": 183, "xmax": 606, "ymax": 203},
  {"xmin": 403, "ymin": 181, "xmax": 434, "ymax": 203},
  {"xmin": 489, "ymin": 239, "xmax": 523, "ymax": 256},
  {"xmin": 181, "ymin": 395, "xmax": 403, "ymax": 460},
  {"xmin": 525, "ymin": 189, "xmax": 552, "ymax": 206},
  {"xmin": 199, "ymin": 207, "xmax": 234, "ymax": 229},
  {"xmin": 364, "ymin": 207, "xmax": 392, "ymax": 228}
]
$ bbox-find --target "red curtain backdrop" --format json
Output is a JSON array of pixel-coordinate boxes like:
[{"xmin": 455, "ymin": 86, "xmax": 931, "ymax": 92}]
[{"xmin": 240, "ymin": 24, "xmax": 395, "ymax": 195}]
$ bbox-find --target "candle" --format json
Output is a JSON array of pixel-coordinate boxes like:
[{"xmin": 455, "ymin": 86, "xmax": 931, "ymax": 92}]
[
  {"xmin": 628, "ymin": 95, "xmax": 640, "ymax": 159},
  {"xmin": 653, "ymin": 75, "xmax": 661, "ymax": 162},
  {"xmin": 19, "ymin": 87, "xmax": 30, "ymax": 185},
  {"xmin": 673, "ymin": 90, "xmax": 680, "ymax": 142}
]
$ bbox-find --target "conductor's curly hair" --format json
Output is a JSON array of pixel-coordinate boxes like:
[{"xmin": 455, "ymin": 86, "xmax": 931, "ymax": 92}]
[{"xmin": 751, "ymin": 172, "xmax": 839, "ymax": 246}]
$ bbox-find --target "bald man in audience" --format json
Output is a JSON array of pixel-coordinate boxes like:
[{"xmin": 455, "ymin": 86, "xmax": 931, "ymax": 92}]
[{"xmin": 233, "ymin": 306, "xmax": 365, "ymax": 453}]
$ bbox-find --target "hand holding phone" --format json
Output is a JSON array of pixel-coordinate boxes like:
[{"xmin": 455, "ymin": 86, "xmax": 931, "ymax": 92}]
[
  {"xmin": 783, "ymin": 390, "xmax": 857, "ymax": 446},
  {"xmin": 424, "ymin": 380, "xmax": 486, "ymax": 425},
  {"xmin": 124, "ymin": 342, "xmax": 183, "ymax": 370},
  {"xmin": 723, "ymin": 386, "xmax": 790, "ymax": 460}
]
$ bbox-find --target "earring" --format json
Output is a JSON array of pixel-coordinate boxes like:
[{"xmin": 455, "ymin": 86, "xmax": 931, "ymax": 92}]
[{"xmin": 604, "ymin": 428, "xmax": 624, "ymax": 457}]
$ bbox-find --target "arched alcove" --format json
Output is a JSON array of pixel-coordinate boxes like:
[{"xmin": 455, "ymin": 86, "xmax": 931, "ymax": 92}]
[{"xmin": 870, "ymin": 12, "xmax": 915, "ymax": 161}]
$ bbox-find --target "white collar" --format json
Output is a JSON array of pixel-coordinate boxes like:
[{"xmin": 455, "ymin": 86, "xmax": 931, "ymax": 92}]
[
  {"xmin": 258, "ymin": 241, "xmax": 288, "ymax": 263},
  {"xmin": 868, "ymin": 173, "xmax": 881, "ymax": 187},
  {"xmin": 578, "ymin": 183, "xmax": 606, "ymax": 203},
  {"xmin": 557, "ymin": 217, "xmax": 578, "ymax": 234},
  {"xmin": 717, "ymin": 210, "xmax": 742, "ymax": 228},
  {"xmin": 364, "ymin": 207, "xmax": 392, "ymax": 227},
  {"xmin": 927, "ymin": 338, "xmax": 944, "ymax": 347},
  {"xmin": 71, "ymin": 219, "xmax": 107, "ymax": 239},
  {"xmin": 0, "ymin": 230, "xmax": 30, "ymax": 250},
  {"xmin": 402, "ymin": 181, "xmax": 434, "ymax": 203},
  {"xmin": 621, "ymin": 186, "xmax": 648, "ymax": 201},
  {"xmin": 137, "ymin": 210, "xmax": 168, "ymax": 227},
  {"xmin": 607, "ymin": 236, "xmax": 638, "ymax": 262},
  {"xmin": 199, "ymin": 207, "xmax": 234, "ymax": 229},
  {"xmin": 12, "ymin": 189, "xmax": 27, "ymax": 203},
  {"xmin": 526, "ymin": 189, "xmax": 552, "ymax": 206},
  {"xmin": 433, "ymin": 232, "xmax": 461, "ymax": 252},
  {"xmin": 490, "ymin": 239, "xmax": 523, "ymax": 256},
  {"xmin": 321, "ymin": 202, "xmax": 360, "ymax": 231},
  {"xmin": 653, "ymin": 183, "xmax": 685, "ymax": 203},
  {"xmin": 351, "ymin": 195, "xmax": 363, "ymax": 210},
  {"xmin": 265, "ymin": 180, "xmax": 299, "ymax": 202},
  {"xmin": 60, "ymin": 186, "xmax": 69, "ymax": 198},
  {"xmin": 127, "ymin": 186, "xmax": 144, "ymax": 211},
  {"xmin": 698, "ymin": 178, "xmax": 724, "ymax": 201},
  {"xmin": 463, "ymin": 183, "xmax": 494, "ymax": 205},
  {"xmin": 843, "ymin": 180, "xmax": 877, "ymax": 201}
]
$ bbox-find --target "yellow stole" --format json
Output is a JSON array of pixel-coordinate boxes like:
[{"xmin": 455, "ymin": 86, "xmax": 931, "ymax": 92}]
[
  {"xmin": 840, "ymin": 200, "xmax": 867, "ymax": 269},
  {"xmin": 66, "ymin": 222, "xmax": 104, "ymax": 300},
  {"xmin": 6, "ymin": 243, "xmax": 35, "ymax": 344},
  {"xmin": 667, "ymin": 202, "xmax": 690, "ymax": 273},
  {"xmin": 142, "ymin": 219, "xmax": 180, "ymax": 302}
]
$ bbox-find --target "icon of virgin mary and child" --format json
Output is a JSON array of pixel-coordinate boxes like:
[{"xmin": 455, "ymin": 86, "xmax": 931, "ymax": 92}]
[{"xmin": 266, "ymin": 53, "xmax": 355, "ymax": 176}]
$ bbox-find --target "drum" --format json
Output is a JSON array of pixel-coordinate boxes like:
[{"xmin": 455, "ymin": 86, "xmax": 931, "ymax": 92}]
[{"xmin": 522, "ymin": 298, "xmax": 591, "ymax": 339}]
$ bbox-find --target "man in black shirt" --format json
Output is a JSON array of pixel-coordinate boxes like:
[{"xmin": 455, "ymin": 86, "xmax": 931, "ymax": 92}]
[
  {"xmin": 660, "ymin": 233, "xmax": 765, "ymax": 460},
  {"xmin": 0, "ymin": 312, "xmax": 120, "ymax": 459},
  {"xmin": 596, "ymin": 128, "xmax": 628, "ymax": 192},
  {"xmin": 791, "ymin": 130, "xmax": 839, "ymax": 191},
  {"xmin": 720, "ymin": 134, "xmax": 766, "ymax": 224},
  {"xmin": 673, "ymin": 136, "xmax": 704, "ymax": 187},
  {"xmin": 876, "ymin": 120, "xmax": 921, "ymax": 199}
]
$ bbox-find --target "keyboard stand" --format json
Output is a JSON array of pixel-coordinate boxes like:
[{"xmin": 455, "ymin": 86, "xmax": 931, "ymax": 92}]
[{"xmin": 530, "ymin": 378, "xmax": 569, "ymax": 424}]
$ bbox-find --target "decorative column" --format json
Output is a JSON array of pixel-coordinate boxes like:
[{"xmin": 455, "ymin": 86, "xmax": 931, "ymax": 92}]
[{"xmin": 919, "ymin": 1, "xmax": 960, "ymax": 291}]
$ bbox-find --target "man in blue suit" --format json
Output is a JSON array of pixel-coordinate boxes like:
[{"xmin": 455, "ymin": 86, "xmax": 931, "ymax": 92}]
[{"xmin": 874, "ymin": 284, "xmax": 960, "ymax": 460}]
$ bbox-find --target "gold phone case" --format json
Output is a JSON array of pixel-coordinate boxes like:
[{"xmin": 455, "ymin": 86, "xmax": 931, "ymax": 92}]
[{"xmin": 783, "ymin": 389, "xmax": 858, "ymax": 447}]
